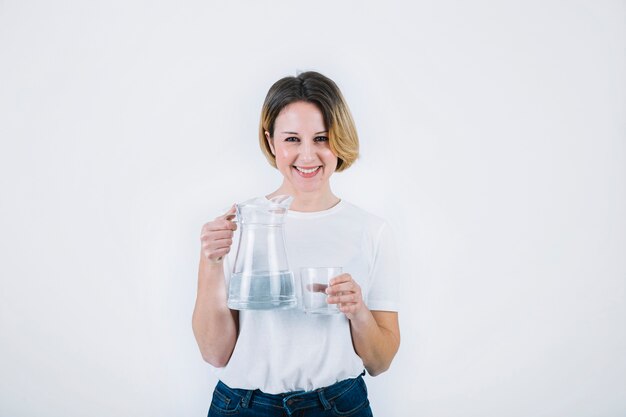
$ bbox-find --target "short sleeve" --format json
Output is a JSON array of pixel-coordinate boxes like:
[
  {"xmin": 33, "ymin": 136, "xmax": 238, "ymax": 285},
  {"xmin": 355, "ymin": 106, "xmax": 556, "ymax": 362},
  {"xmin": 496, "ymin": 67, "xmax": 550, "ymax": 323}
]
[{"xmin": 365, "ymin": 222, "xmax": 399, "ymax": 312}]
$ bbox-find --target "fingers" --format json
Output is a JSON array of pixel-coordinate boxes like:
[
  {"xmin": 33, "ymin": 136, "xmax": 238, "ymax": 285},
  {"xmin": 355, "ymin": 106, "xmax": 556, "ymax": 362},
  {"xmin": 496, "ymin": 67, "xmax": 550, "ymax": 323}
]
[
  {"xmin": 201, "ymin": 230, "xmax": 233, "ymax": 249},
  {"xmin": 337, "ymin": 303, "xmax": 360, "ymax": 315},
  {"xmin": 325, "ymin": 275, "xmax": 358, "ymax": 296},
  {"xmin": 327, "ymin": 292, "xmax": 360, "ymax": 304},
  {"xmin": 321, "ymin": 274, "xmax": 366, "ymax": 318},
  {"xmin": 201, "ymin": 229, "xmax": 233, "ymax": 241},
  {"xmin": 203, "ymin": 218, "xmax": 237, "ymax": 232},
  {"xmin": 200, "ymin": 205, "xmax": 238, "ymax": 261},
  {"xmin": 202, "ymin": 237, "xmax": 233, "ymax": 252},
  {"xmin": 325, "ymin": 273, "xmax": 363, "ymax": 307},
  {"xmin": 202, "ymin": 206, "xmax": 238, "ymax": 233},
  {"xmin": 218, "ymin": 205, "xmax": 237, "ymax": 221},
  {"xmin": 202, "ymin": 206, "xmax": 238, "ymax": 236},
  {"xmin": 201, "ymin": 233, "xmax": 233, "ymax": 260},
  {"xmin": 328, "ymin": 273, "xmax": 352, "ymax": 286},
  {"xmin": 200, "ymin": 230, "xmax": 234, "ymax": 258}
]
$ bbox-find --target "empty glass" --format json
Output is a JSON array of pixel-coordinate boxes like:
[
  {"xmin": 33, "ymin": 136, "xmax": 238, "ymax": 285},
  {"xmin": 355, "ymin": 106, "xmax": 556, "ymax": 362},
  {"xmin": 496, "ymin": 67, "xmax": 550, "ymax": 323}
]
[{"xmin": 300, "ymin": 267, "xmax": 343, "ymax": 314}]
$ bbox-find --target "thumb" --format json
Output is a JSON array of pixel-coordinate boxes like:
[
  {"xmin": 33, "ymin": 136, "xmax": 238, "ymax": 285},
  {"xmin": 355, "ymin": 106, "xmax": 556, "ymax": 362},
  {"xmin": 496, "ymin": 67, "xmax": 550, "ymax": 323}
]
[{"xmin": 220, "ymin": 204, "xmax": 236, "ymax": 221}]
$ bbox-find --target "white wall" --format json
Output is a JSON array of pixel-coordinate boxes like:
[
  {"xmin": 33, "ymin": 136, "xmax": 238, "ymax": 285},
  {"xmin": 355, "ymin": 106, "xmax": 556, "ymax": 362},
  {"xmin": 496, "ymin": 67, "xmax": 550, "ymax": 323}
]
[{"xmin": 1, "ymin": 1, "xmax": 625, "ymax": 416}]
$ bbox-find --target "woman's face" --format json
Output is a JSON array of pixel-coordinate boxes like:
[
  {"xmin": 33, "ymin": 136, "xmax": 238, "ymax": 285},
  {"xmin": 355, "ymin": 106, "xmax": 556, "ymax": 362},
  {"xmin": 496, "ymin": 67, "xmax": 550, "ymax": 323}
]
[{"xmin": 266, "ymin": 101, "xmax": 338, "ymax": 195}]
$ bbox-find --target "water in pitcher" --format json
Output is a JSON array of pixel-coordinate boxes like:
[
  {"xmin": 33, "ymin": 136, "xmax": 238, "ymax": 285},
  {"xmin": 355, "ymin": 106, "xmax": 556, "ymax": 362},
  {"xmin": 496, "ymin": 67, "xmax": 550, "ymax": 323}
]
[{"xmin": 227, "ymin": 271, "xmax": 296, "ymax": 310}]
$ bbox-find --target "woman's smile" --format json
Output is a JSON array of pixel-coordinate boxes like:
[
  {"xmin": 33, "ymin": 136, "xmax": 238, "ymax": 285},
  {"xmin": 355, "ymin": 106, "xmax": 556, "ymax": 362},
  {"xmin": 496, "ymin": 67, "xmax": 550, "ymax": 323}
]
[{"xmin": 293, "ymin": 165, "xmax": 321, "ymax": 177}]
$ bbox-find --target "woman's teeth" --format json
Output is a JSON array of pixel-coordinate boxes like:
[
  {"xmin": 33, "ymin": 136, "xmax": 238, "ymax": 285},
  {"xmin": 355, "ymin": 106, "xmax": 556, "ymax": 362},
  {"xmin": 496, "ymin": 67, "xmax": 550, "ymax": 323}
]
[{"xmin": 295, "ymin": 166, "xmax": 320, "ymax": 174}]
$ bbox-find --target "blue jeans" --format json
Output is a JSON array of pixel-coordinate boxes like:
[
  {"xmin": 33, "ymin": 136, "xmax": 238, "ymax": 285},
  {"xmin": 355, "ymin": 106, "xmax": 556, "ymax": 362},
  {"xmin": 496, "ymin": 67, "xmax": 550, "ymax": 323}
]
[{"xmin": 207, "ymin": 373, "xmax": 373, "ymax": 417}]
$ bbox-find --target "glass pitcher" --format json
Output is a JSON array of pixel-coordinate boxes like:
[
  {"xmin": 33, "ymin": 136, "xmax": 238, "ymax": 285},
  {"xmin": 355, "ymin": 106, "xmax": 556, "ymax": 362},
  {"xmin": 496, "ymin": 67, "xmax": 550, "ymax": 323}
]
[{"xmin": 227, "ymin": 195, "xmax": 297, "ymax": 310}]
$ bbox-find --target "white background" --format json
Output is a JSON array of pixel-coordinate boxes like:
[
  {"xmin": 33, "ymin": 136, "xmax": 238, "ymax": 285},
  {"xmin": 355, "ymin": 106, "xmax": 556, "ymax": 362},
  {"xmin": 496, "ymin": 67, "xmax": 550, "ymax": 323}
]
[{"xmin": 1, "ymin": 1, "xmax": 625, "ymax": 416}]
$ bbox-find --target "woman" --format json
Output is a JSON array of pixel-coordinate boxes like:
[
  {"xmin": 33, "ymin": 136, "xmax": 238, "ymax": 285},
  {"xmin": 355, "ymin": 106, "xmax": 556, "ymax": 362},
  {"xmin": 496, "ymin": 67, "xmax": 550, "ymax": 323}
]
[{"xmin": 193, "ymin": 71, "xmax": 400, "ymax": 417}]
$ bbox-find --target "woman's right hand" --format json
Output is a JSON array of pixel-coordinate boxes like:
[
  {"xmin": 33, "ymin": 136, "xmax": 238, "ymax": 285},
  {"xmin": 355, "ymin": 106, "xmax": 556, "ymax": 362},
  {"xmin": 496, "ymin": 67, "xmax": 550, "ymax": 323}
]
[{"xmin": 200, "ymin": 206, "xmax": 237, "ymax": 263}]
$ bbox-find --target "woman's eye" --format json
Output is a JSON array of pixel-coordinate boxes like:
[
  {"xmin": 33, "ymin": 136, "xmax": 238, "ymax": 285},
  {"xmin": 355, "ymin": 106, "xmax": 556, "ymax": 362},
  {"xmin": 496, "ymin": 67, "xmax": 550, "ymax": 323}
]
[
  {"xmin": 315, "ymin": 136, "xmax": 329, "ymax": 142},
  {"xmin": 285, "ymin": 137, "xmax": 300, "ymax": 142}
]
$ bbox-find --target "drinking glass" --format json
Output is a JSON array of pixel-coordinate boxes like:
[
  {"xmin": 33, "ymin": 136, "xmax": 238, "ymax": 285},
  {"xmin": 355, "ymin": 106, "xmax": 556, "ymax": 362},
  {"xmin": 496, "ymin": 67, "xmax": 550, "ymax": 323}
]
[{"xmin": 299, "ymin": 267, "xmax": 343, "ymax": 314}]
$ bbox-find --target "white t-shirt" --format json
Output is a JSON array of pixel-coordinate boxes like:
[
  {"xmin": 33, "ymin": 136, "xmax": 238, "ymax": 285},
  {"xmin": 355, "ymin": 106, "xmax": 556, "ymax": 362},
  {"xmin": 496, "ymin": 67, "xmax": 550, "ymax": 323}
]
[{"xmin": 213, "ymin": 199, "xmax": 398, "ymax": 394}]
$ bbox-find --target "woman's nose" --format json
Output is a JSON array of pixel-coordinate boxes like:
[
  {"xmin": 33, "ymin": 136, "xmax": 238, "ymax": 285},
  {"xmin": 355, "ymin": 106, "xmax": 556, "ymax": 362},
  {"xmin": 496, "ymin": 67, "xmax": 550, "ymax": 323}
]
[{"xmin": 299, "ymin": 140, "xmax": 315, "ymax": 162}]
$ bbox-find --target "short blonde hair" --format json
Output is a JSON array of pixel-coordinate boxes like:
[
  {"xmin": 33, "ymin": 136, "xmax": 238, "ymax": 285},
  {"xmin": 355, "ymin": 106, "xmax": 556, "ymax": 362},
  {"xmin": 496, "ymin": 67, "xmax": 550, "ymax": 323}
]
[{"xmin": 259, "ymin": 71, "xmax": 359, "ymax": 172}]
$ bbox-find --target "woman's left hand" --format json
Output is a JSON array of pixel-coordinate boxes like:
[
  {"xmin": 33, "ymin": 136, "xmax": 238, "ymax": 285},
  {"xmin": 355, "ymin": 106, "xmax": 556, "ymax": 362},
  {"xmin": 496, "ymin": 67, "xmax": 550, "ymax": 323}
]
[{"xmin": 325, "ymin": 273, "xmax": 368, "ymax": 321}]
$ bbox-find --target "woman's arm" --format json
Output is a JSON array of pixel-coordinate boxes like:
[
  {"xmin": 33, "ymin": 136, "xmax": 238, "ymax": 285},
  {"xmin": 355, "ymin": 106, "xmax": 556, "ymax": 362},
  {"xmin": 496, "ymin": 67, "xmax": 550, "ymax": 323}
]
[
  {"xmin": 347, "ymin": 310, "xmax": 400, "ymax": 376},
  {"xmin": 191, "ymin": 208, "xmax": 239, "ymax": 367},
  {"xmin": 326, "ymin": 274, "xmax": 401, "ymax": 376},
  {"xmin": 192, "ymin": 257, "xmax": 239, "ymax": 367}
]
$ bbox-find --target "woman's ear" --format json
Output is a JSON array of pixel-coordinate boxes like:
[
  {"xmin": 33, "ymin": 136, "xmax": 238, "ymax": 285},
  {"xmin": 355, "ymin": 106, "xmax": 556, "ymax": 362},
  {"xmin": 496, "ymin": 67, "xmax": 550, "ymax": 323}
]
[{"xmin": 265, "ymin": 131, "xmax": 275, "ymax": 155}]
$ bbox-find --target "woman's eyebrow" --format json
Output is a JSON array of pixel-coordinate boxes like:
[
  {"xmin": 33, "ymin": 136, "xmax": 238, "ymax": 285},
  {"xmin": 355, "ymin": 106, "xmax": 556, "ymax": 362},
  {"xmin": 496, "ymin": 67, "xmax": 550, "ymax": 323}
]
[{"xmin": 280, "ymin": 131, "xmax": 328, "ymax": 135}]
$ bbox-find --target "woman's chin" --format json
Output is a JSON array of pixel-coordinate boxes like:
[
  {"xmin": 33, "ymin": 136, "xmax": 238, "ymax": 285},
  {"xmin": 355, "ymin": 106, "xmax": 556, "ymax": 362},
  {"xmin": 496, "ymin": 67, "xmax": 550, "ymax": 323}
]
[{"xmin": 288, "ymin": 179, "xmax": 325, "ymax": 194}]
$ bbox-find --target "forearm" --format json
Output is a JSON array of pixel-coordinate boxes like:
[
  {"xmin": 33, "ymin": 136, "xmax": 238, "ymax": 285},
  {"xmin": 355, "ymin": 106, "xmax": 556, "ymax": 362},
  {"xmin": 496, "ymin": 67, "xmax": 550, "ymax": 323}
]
[
  {"xmin": 349, "ymin": 310, "xmax": 400, "ymax": 376},
  {"xmin": 192, "ymin": 257, "xmax": 238, "ymax": 367}
]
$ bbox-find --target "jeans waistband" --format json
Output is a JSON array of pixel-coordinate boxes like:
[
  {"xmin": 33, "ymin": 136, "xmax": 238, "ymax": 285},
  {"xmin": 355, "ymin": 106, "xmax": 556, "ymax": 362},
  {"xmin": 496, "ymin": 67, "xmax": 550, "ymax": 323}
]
[{"xmin": 216, "ymin": 371, "xmax": 366, "ymax": 414}]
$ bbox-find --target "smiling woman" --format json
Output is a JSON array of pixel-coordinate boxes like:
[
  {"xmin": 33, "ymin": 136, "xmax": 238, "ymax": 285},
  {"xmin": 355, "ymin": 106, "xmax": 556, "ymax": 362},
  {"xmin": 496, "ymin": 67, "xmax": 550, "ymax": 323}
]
[
  {"xmin": 192, "ymin": 71, "xmax": 400, "ymax": 417},
  {"xmin": 265, "ymin": 101, "xmax": 339, "ymax": 203},
  {"xmin": 259, "ymin": 72, "xmax": 359, "ymax": 174}
]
